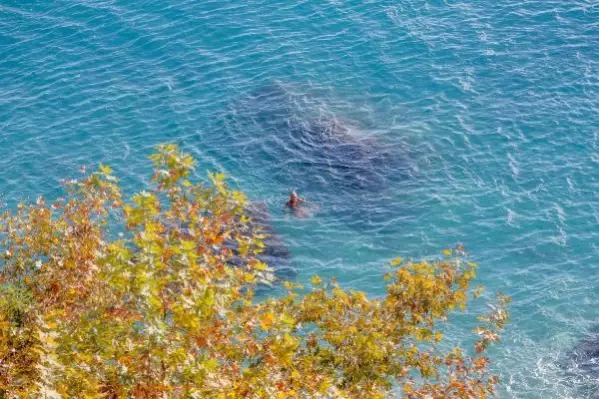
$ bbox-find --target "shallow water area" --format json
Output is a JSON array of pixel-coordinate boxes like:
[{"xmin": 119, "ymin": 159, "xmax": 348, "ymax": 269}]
[{"xmin": 1, "ymin": 0, "xmax": 599, "ymax": 397}]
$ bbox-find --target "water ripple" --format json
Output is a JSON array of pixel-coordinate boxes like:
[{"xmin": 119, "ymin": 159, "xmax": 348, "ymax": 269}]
[{"xmin": 1, "ymin": 0, "xmax": 598, "ymax": 397}]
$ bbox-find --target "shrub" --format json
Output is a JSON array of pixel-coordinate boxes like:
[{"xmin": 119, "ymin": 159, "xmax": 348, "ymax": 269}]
[{"xmin": 0, "ymin": 144, "xmax": 509, "ymax": 398}]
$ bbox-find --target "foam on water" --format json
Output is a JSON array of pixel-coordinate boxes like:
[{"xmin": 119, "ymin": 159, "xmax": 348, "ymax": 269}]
[{"xmin": 1, "ymin": 1, "xmax": 598, "ymax": 397}]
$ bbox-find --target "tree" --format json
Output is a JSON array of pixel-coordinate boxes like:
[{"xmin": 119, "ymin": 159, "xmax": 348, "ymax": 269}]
[{"xmin": 0, "ymin": 144, "xmax": 509, "ymax": 398}]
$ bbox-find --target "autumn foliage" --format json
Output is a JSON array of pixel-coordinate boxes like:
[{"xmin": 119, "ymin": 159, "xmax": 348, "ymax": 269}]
[{"xmin": 0, "ymin": 145, "xmax": 509, "ymax": 398}]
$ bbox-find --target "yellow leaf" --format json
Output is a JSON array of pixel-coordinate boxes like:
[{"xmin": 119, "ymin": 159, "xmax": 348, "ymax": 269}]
[
  {"xmin": 260, "ymin": 312, "xmax": 274, "ymax": 330},
  {"xmin": 390, "ymin": 257, "xmax": 403, "ymax": 267},
  {"xmin": 99, "ymin": 164, "xmax": 113, "ymax": 174},
  {"xmin": 255, "ymin": 262, "xmax": 269, "ymax": 271},
  {"xmin": 473, "ymin": 285, "xmax": 484, "ymax": 298},
  {"xmin": 209, "ymin": 172, "xmax": 226, "ymax": 185}
]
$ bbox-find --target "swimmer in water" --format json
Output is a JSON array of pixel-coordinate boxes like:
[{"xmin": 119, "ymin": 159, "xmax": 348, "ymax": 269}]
[
  {"xmin": 285, "ymin": 191, "xmax": 318, "ymax": 218},
  {"xmin": 286, "ymin": 191, "xmax": 303, "ymax": 209}
]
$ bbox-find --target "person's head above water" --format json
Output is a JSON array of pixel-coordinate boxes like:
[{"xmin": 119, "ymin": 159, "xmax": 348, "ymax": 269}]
[{"xmin": 286, "ymin": 191, "xmax": 302, "ymax": 208}]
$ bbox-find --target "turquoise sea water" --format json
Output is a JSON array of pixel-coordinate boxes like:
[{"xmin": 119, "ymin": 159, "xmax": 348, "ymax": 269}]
[{"xmin": 1, "ymin": 1, "xmax": 598, "ymax": 397}]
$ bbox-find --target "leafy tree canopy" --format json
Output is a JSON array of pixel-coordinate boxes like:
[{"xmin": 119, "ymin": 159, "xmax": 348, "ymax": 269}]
[{"xmin": 0, "ymin": 144, "xmax": 509, "ymax": 398}]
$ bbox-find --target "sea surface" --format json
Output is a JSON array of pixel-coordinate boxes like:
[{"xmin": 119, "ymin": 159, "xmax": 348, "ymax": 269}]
[{"xmin": 1, "ymin": 1, "xmax": 598, "ymax": 397}]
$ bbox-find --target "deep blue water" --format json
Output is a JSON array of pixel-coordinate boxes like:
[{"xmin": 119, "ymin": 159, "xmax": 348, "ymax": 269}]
[{"xmin": 1, "ymin": 1, "xmax": 598, "ymax": 397}]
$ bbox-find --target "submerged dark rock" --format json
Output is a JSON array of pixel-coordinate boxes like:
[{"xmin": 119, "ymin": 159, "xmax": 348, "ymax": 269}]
[
  {"xmin": 285, "ymin": 117, "xmax": 398, "ymax": 191},
  {"xmin": 565, "ymin": 329, "xmax": 599, "ymax": 375},
  {"xmin": 228, "ymin": 82, "xmax": 411, "ymax": 193},
  {"xmin": 243, "ymin": 201, "xmax": 295, "ymax": 281},
  {"xmin": 561, "ymin": 327, "xmax": 599, "ymax": 398},
  {"xmin": 158, "ymin": 201, "xmax": 294, "ymax": 283}
]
